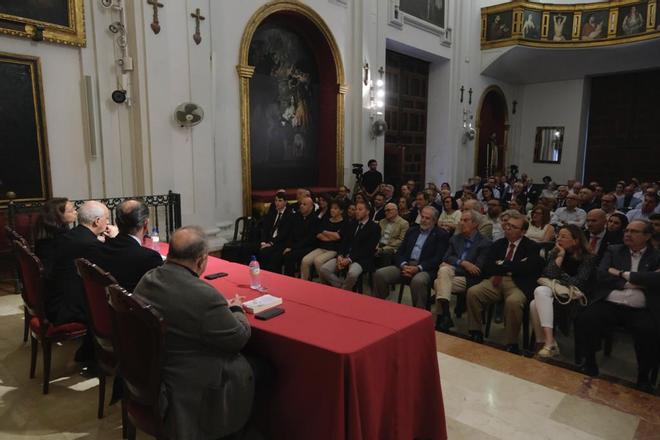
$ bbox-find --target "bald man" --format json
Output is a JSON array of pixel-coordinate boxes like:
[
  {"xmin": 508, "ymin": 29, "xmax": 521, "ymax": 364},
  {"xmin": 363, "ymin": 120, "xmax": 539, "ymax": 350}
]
[
  {"xmin": 281, "ymin": 196, "xmax": 319, "ymax": 276},
  {"xmin": 585, "ymin": 208, "xmax": 620, "ymax": 262},
  {"xmin": 135, "ymin": 226, "xmax": 254, "ymax": 439}
]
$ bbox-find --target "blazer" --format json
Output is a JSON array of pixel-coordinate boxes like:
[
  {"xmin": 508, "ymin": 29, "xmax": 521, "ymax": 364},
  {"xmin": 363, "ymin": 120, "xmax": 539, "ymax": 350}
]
[
  {"xmin": 443, "ymin": 232, "xmax": 492, "ymax": 288},
  {"xmin": 87, "ymin": 233, "xmax": 163, "ymax": 292},
  {"xmin": 394, "ymin": 225, "xmax": 449, "ymax": 275},
  {"xmin": 593, "ymin": 245, "xmax": 660, "ymax": 320},
  {"xmin": 135, "ymin": 262, "xmax": 254, "ymax": 440},
  {"xmin": 260, "ymin": 209, "xmax": 293, "ymax": 246},
  {"xmin": 482, "ymin": 236, "xmax": 544, "ymax": 299},
  {"xmin": 378, "ymin": 216, "xmax": 410, "ymax": 254},
  {"xmin": 48, "ymin": 225, "xmax": 103, "ymax": 324},
  {"xmin": 585, "ymin": 230, "xmax": 621, "ymax": 264},
  {"xmin": 286, "ymin": 212, "xmax": 319, "ymax": 251},
  {"xmin": 371, "ymin": 206, "xmax": 386, "ymax": 222},
  {"xmin": 339, "ymin": 220, "xmax": 381, "ymax": 272}
]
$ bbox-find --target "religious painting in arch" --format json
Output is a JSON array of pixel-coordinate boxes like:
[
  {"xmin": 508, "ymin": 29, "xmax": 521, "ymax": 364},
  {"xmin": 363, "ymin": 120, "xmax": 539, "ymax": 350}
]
[
  {"xmin": 580, "ymin": 10, "xmax": 608, "ymax": 41},
  {"xmin": 521, "ymin": 10, "xmax": 541, "ymax": 40},
  {"xmin": 248, "ymin": 20, "xmax": 320, "ymax": 189},
  {"xmin": 548, "ymin": 12, "xmax": 573, "ymax": 42},
  {"xmin": 475, "ymin": 88, "xmax": 508, "ymax": 179},
  {"xmin": 486, "ymin": 12, "xmax": 512, "ymax": 41},
  {"xmin": 617, "ymin": 2, "xmax": 647, "ymax": 37}
]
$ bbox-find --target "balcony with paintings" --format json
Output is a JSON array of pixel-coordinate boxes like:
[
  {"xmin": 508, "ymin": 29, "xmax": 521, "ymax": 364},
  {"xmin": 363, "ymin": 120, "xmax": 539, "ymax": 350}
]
[{"xmin": 480, "ymin": 0, "xmax": 660, "ymax": 84}]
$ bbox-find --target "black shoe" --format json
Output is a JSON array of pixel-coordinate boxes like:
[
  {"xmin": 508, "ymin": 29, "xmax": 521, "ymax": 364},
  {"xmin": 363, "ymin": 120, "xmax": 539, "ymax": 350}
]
[
  {"xmin": 506, "ymin": 344, "xmax": 521, "ymax": 355},
  {"xmin": 435, "ymin": 314, "xmax": 454, "ymax": 333},
  {"xmin": 580, "ymin": 363, "xmax": 599, "ymax": 377},
  {"xmin": 79, "ymin": 362, "xmax": 99, "ymax": 378},
  {"xmin": 469, "ymin": 331, "xmax": 484, "ymax": 344}
]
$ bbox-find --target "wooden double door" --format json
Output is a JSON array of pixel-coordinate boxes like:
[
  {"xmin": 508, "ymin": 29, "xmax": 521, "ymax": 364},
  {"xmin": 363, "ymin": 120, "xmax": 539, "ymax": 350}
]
[{"xmin": 384, "ymin": 50, "xmax": 429, "ymax": 190}]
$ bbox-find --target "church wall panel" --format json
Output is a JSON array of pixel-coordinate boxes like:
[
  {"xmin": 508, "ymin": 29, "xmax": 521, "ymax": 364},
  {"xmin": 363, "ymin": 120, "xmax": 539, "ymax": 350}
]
[{"xmin": 515, "ymin": 78, "xmax": 587, "ymax": 184}]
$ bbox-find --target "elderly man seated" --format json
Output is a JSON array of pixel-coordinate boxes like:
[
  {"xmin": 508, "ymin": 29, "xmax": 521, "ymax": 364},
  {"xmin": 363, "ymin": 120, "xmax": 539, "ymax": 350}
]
[
  {"xmin": 375, "ymin": 202, "xmax": 409, "ymax": 267},
  {"xmin": 371, "ymin": 206, "xmax": 449, "ymax": 309},
  {"xmin": 575, "ymin": 220, "xmax": 660, "ymax": 391},
  {"xmin": 466, "ymin": 211, "xmax": 544, "ymax": 353},
  {"xmin": 434, "ymin": 209, "xmax": 492, "ymax": 332}
]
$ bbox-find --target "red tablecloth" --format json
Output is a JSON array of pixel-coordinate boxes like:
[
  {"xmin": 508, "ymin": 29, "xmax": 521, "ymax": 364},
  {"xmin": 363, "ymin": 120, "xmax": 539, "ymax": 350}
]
[{"xmin": 161, "ymin": 244, "xmax": 446, "ymax": 439}]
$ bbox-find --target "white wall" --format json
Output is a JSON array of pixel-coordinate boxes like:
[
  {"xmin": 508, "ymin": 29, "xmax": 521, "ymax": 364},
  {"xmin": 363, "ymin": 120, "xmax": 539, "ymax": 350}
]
[{"xmin": 513, "ymin": 79, "xmax": 587, "ymax": 184}]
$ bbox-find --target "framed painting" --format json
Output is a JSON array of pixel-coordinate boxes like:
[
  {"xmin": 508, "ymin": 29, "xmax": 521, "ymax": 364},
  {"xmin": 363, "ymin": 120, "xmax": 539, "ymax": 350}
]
[
  {"xmin": 399, "ymin": 0, "xmax": 445, "ymax": 29},
  {"xmin": 487, "ymin": 12, "xmax": 513, "ymax": 41},
  {"xmin": 580, "ymin": 10, "xmax": 608, "ymax": 41},
  {"xmin": 521, "ymin": 10, "xmax": 542, "ymax": 40},
  {"xmin": 617, "ymin": 2, "xmax": 647, "ymax": 37},
  {"xmin": 248, "ymin": 21, "xmax": 321, "ymax": 189},
  {"xmin": 0, "ymin": 53, "xmax": 51, "ymax": 204},
  {"xmin": 0, "ymin": 0, "xmax": 85, "ymax": 47},
  {"xmin": 548, "ymin": 12, "xmax": 573, "ymax": 41}
]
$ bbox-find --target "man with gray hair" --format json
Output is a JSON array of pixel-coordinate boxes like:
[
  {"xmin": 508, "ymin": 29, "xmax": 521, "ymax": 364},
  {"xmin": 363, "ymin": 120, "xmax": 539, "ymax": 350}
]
[
  {"xmin": 135, "ymin": 226, "xmax": 254, "ymax": 439},
  {"xmin": 371, "ymin": 206, "xmax": 449, "ymax": 309},
  {"xmin": 434, "ymin": 210, "xmax": 492, "ymax": 332},
  {"xmin": 49, "ymin": 201, "xmax": 116, "ymax": 324},
  {"xmin": 88, "ymin": 200, "xmax": 163, "ymax": 292},
  {"xmin": 376, "ymin": 202, "xmax": 409, "ymax": 266},
  {"xmin": 50, "ymin": 200, "xmax": 119, "ymax": 362}
]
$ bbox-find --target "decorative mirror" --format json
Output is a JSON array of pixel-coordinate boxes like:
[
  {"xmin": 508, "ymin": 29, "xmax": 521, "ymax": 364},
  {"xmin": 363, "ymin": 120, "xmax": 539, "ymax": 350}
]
[{"xmin": 534, "ymin": 127, "xmax": 564, "ymax": 164}]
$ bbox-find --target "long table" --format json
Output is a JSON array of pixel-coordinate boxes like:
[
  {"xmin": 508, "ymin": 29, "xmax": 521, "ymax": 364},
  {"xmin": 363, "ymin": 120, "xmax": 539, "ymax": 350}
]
[{"xmin": 182, "ymin": 248, "xmax": 447, "ymax": 439}]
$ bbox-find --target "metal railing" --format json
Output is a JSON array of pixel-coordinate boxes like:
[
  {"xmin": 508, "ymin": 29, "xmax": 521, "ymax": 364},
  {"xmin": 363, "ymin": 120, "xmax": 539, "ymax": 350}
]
[{"xmin": 3, "ymin": 191, "xmax": 182, "ymax": 247}]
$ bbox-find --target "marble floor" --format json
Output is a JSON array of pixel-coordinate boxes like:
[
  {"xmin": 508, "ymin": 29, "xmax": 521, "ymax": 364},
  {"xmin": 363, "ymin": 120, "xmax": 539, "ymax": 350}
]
[{"xmin": 1, "ymin": 286, "xmax": 659, "ymax": 439}]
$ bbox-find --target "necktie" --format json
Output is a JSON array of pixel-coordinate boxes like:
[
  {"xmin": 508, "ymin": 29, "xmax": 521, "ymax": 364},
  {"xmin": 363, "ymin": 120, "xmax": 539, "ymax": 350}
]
[
  {"xmin": 272, "ymin": 212, "xmax": 282, "ymax": 238},
  {"xmin": 354, "ymin": 223, "xmax": 363, "ymax": 237},
  {"xmin": 492, "ymin": 242, "xmax": 516, "ymax": 287},
  {"xmin": 589, "ymin": 235, "xmax": 599, "ymax": 253}
]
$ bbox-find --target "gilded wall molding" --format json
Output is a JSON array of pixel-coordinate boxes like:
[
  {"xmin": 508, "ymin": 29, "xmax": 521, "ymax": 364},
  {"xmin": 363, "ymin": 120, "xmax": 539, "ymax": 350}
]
[
  {"xmin": 0, "ymin": 0, "xmax": 86, "ymax": 47},
  {"xmin": 481, "ymin": 0, "xmax": 659, "ymax": 49},
  {"xmin": 237, "ymin": 0, "xmax": 346, "ymax": 215}
]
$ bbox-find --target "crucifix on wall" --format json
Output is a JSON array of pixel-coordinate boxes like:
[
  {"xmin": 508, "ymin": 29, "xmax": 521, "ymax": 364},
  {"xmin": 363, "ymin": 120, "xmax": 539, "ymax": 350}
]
[
  {"xmin": 191, "ymin": 8, "xmax": 205, "ymax": 45},
  {"xmin": 147, "ymin": 0, "xmax": 164, "ymax": 35}
]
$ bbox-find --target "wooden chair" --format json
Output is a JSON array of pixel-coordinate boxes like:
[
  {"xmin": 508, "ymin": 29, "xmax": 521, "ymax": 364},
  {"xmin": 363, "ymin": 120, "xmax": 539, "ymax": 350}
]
[
  {"xmin": 5, "ymin": 226, "xmax": 30, "ymax": 342},
  {"xmin": 108, "ymin": 284, "xmax": 168, "ymax": 440},
  {"xmin": 13, "ymin": 240, "xmax": 87, "ymax": 394},
  {"xmin": 75, "ymin": 258, "xmax": 119, "ymax": 419}
]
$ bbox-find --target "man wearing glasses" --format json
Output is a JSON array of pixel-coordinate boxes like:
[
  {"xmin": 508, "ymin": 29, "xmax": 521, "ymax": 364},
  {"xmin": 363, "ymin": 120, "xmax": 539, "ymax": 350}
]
[
  {"xmin": 551, "ymin": 193, "xmax": 587, "ymax": 228},
  {"xmin": 575, "ymin": 220, "xmax": 660, "ymax": 391},
  {"xmin": 466, "ymin": 211, "xmax": 544, "ymax": 353}
]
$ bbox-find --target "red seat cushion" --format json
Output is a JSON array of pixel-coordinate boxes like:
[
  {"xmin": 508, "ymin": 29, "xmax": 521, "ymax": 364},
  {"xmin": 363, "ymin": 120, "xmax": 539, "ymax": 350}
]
[
  {"xmin": 126, "ymin": 400, "xmax": 163, "ymax": 438},
  {"xmin": 30, "ymin": 317, "xmax": 87, "ymax": 339}
]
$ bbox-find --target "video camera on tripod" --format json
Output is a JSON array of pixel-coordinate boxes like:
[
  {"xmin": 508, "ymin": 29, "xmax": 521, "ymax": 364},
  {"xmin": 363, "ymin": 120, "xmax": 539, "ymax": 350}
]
[{"xmin": 352, "ymin": 163, "xmax": 364, "ymax": 182}]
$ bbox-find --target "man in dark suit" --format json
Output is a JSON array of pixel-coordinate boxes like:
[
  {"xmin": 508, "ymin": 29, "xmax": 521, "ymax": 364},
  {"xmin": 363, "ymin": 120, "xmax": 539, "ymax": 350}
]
[
  {"xmin": 259, "ymin": 191, "xmax": 293, "ymax": 272},
  {"xmin": 135, "ymin": 226, "xmax": 254, "ymax": 439},
  {"xmin": 49, "ymin": 201, "xmax": 115, "ymax": 325},
  {"xmin": 434, "ymin": 209, "xmax": 492, "ymax": 331},
  {"xmin": 524, "ymin": 178, "xmax": 540, "ymax": 206},
  {"xmin": 371, "ymin": 193, "xmax": 387, "ymax": 222},
  {"xmin": 49, "ymin": 201, "xmax": 118, "ymax": 363},
  {"xmin": 320, "ymin": 201, "xmax": 380, "ymax": 291},
  {"xmin": 282, "ymin": 197, "xmax": 319, "ymax": 276},
  {"xmin": 88, "ymin": 200, "xmax": 163, "ymax": 292},
  {"xmin": 408, "ymin": 192, "xmax": 431, "ymax": 225},
  {"xmin": 466, "ymin": 211, "xmax": 544, "ymax": 353},
  {"xmin": 575, "ymin": 220, "xmax": 660, "ymax": 390},
  {"xmin": 503, "ymin": 182, "xmax": 527, "ymax": 209},
  {"xmin": 584, "ymin": 208, "xmax": 619, "ymax": 263},
  {"xmin": 372, "ymin": 206, "xmax": 448, "ymax": 309}
]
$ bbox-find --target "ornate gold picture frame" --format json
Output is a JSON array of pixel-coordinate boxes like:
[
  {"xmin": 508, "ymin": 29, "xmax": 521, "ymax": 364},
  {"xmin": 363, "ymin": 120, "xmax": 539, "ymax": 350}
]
[
  {"xmin": 0, "ymin": 0, "xmax": 86, "ymax": 47},
  {"xmin": 0, "ymin": 52, "xmax": 51, "ymax": 204}
]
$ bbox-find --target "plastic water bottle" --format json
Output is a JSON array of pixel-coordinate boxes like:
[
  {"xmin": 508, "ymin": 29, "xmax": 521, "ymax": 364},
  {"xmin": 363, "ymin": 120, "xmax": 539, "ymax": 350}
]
[
  {"xmin": 150, "ymin": 227, "xmax": 160, "ymax": 252},
  {"xmin": 249, "ymin": 255, "xmax": 262, "ymax": 290}
]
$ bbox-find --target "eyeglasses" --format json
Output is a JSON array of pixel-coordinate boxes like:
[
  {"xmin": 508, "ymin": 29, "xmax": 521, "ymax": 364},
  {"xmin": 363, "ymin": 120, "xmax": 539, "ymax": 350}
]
[{"xmin": 624, "ymin": 229, "xmax": 646, "ymax": 234}]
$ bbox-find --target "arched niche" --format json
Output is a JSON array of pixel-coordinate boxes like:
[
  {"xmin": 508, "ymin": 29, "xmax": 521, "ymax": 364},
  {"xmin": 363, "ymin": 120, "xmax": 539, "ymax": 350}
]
[
  {"xmin": 237, "ymin": 1, "xmax": 346, "ymax": 215},
  {"xmin": 475, "ymin": 86, "xmax": 510, "ymax": 177}
]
